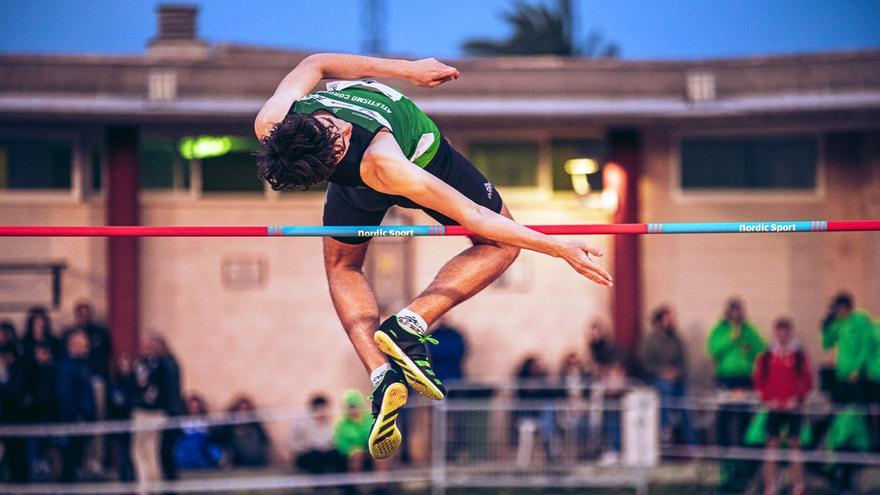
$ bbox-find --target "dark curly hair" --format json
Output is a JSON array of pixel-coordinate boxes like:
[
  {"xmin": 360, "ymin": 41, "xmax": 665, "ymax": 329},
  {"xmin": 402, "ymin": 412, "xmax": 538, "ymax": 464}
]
[{"xmin": 256, "ymin": 113, "xmax": 341, "ymax": 191}]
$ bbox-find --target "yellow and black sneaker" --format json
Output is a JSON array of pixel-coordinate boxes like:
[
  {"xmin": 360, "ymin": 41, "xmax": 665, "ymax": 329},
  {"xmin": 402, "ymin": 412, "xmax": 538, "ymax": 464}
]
[
  {"xmin": 368, "ymin": 368, "xmax": 408, "ymax": 459},
  {"xmin": 374, "ymin": 315, "xmax": 446, "ymax": 401}
]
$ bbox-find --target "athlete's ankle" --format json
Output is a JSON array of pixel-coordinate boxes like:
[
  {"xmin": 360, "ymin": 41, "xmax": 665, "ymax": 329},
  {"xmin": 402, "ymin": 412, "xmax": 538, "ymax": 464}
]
[
  {"xmin": 370, "ymin": 363, "xmax": 392, "ymax": 388},
  {"xmin": 395, "ymin": 308, "xmax": 428, "ymax": 334}
]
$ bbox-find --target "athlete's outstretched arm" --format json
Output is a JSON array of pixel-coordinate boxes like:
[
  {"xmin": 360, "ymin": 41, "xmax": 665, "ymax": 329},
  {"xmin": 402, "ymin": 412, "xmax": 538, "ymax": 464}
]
[
  {"xmin": 362, "ymin": 132, "xmax": 613, "ymax": 287},
  {"xmin": 255, "ymin": 53, "xmax": 459, "ymax": 138}
]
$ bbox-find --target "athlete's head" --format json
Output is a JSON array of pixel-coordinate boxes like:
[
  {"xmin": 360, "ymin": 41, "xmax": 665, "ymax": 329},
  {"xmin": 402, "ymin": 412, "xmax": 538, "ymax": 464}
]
[{"xmin": 256, "ymin": 113, "xmax": 342, "ymax": 191}]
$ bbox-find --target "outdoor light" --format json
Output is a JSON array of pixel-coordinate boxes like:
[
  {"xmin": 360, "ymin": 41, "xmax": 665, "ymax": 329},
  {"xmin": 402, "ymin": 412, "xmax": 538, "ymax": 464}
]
[
  {"xmin": 564, "ymin": 158, "xmax": 599, "ymax": 196},
  {"xmin": 178, "ymin": 136, "xmax": 255, "ymax": 160}
]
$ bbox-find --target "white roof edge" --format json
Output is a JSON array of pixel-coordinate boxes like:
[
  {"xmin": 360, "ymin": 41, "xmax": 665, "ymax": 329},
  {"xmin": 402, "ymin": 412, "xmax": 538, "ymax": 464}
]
[{"xmin": 0, "ymin": 92, "xmax": 879, "ymax": 119}]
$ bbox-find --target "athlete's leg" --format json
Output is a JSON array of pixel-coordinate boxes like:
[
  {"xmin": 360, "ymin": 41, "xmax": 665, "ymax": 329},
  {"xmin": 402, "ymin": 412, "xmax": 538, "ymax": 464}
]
[
  {"xmin": 406, "ymin": 204, "xmax": 520, "ymax": 326},
  {"xmin": 323, "ymin": 237, "xmax": 387, "ymax": 373},
  {"xmin": 372, "ymin": 204, "xmax": 519, "ymax": 400}
]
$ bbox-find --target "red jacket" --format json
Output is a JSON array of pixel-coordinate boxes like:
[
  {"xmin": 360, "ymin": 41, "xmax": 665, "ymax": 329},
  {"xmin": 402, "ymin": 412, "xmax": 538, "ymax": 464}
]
[{"xmin": 753, "ymin": 345, "xmax": 812, "ymax": 406}]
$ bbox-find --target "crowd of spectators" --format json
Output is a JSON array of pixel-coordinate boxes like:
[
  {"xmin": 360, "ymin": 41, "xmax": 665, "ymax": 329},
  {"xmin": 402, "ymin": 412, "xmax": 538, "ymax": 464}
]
[
  {"xmin": 0, "ymin": 305, "xmax": 272, "ymax": 487},
  {"xmin": 1, "ymin": 292, "xmax": 878, "ymax": 494}
]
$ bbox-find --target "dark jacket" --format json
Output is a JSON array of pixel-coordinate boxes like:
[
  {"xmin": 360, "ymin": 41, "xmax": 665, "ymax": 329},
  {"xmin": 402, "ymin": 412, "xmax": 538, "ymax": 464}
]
[
  {"xmin": 429, "ymin": 325, "xmax": 467, "ymax": 382},
  {"xmin": 64, "ymin": 323, "xmax": 112, "ymax": 378},
  {"xmin": 0, "ymin": 354, "xmax": 28, "ymax": 423},
  {"xmin": 27, "ymin": 362, "xmax": 59, "ymax": 422},
  {"xmin": 134, "ymin": 354, "xmax": 183, "ymax": 415},
  {"xmin": 107, "ymin": 371, "xmax": 137, "ymax": 420},
  {"xmin": 56, "ymin": 357, "xmax": 97, "ymax": 422},
  {"xmin": 640, "ymin": 328, "xmax": 688, "ymax": 379}
]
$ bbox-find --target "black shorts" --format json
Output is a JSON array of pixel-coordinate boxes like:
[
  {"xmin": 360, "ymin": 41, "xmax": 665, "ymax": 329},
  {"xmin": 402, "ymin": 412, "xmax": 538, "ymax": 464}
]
[
  {"xmin": 766, "ymin": 411, "xmax": 802, "ymax": 438},
  {"xmin": 323, "ymin": 137, "xmax": 503, "ymax": 244}
]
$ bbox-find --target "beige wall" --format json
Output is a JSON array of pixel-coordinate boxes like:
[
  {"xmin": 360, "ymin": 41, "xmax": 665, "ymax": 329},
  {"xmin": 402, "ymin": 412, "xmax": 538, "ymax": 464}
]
[{"xmin": 640, "ymin": 129, "xmax": 880, "ymax": 388}]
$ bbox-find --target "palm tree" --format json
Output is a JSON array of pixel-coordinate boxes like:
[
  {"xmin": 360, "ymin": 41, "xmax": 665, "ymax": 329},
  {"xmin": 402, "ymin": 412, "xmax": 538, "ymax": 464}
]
[{"xmin": 462, "ymin": 0, "xmax": 619, "ymax": 57}]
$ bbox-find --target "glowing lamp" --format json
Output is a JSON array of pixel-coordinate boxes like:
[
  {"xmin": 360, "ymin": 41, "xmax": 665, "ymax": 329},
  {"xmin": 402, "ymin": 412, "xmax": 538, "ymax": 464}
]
[{"xmin": 564, "ymin": 158, "xmax": 599, "ymax": 196}]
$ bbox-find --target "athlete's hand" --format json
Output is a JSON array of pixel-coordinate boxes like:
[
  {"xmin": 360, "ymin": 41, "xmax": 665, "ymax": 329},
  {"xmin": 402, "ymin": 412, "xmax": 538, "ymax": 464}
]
[
  {"xmin": 555, "ymin": 239, "xmax": 614, "ymax": 287},
  {"xmin": 407, "ymin": 58, "xmax": 460, "ymax": 88}
]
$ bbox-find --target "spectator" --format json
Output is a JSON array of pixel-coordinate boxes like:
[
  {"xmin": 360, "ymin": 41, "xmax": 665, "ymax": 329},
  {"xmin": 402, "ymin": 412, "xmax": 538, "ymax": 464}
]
[
  {"xmin": 586, "ymin": 318, "xmax": 618, "ymax": 372},
  {"xmin": 708, "ymin": 298, "xmax": 766, "ymax": 389},
  {"xmin": 106, "ymin": 355, "xmax": 136, "ymax": 481},
  {"xmin": 559, "ymin": 352, "xmax": 590, "ymax": 398},
  {"xmin": 0, "ymin": 321, "xmax": 21, "ymax": 356},
  {"xmin": 558, "ymin": 352, "xmax": 590, "ymax": 460},
  {"xmin": 219, "ymin": 395, "xmax": 270, "ymax": 467},
  {"xmin": 289, "ymin": 394, "xmax": 345, "ymax": 473},
  {"xmin": 332, "ymin": 390, "xmax": 373, "ymax": 472},
  {"xmin": 821, "ymin": 292, "xmax": 873, "ymax": 404},
  {"xmin": 429, "ymin": 320, "xmax": 467, "ymax": 384},
  {"xmin": 55, "ymin": 329, "xmax": 97, "ymax": 482},
  {"xmin": 63, "ymin": 301, "xmax": 112, "ymax": 379},
  {"xmin": 174, "ymin": 394, "xmax": 222, "ymax": 470},
  {"xmin": 707, "ymin": 298, "xmax": 765, "ymax": 492},
  {"xmin": 512, "ymin": 355, "xmax": 561, "ymax": 466},
  {"xmin": 869, "ymin": 319, "xmax": 880, "ymax": 451},
  {"xmin": 821, "ymin": 293, "xmax": 874, "ymax": 493},
  {"xmin": 0, "ymin": 341, "xmax": 29, "ymax": 482},
  {"xmin": 25, "ymin": 343, "xmax": 59, "ymax": 480},
  {"xmin": 753, "ymin": 318, "xmax": 812, "ymax": 495},
  {"xmin": 641, "ymin": 306, "xmax": 696, "ymax": 446},
  {"xmin": 22, "ymin": 307, "xmax": 61, "ymax": 365},
  {"xmin": 595, "ymin": 356, "xmax": 628, "ymax": 466},
  {"xmin": 131, "ymin": 333, "xmax": 183, "ymax": 489}
]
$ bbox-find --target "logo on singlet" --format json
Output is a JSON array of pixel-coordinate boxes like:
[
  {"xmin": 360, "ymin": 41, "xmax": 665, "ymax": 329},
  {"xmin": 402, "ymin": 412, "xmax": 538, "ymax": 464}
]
[{"xmin": 484, "ymin": 182, "xmax": 494, "ymax": 200}]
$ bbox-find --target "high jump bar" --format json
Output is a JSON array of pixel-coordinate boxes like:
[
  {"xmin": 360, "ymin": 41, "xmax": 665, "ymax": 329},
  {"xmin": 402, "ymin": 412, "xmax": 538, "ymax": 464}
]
[{"xmin": 1, "ymin": 220, "xmax": 879, "ymax": 237}]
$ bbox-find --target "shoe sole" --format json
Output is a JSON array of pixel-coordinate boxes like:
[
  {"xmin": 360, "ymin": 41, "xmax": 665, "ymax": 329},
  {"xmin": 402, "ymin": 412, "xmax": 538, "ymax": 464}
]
[
  {"xmin": 374, "ymin": 331, "xmax": 445, "ymax": 401},
  {"xmin": 368, "ymin": 382, "xmax": 407, "ymax": 459}
]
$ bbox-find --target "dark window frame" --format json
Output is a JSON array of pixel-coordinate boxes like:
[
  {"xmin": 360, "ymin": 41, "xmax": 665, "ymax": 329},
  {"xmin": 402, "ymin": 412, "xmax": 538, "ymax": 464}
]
[
  {"xmin": 675, "ymin": 133, "xmax": 823, "ymax": 199},
  {"xmin": 465, "ymin": 139, "xmax": 542, "ymax": 189}
]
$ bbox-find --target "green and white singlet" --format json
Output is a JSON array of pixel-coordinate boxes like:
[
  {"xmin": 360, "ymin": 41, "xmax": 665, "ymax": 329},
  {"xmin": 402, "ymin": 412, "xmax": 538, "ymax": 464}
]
[{"xmin": 291, "ymin": 79, "xmax": 441, "ymax": 168}]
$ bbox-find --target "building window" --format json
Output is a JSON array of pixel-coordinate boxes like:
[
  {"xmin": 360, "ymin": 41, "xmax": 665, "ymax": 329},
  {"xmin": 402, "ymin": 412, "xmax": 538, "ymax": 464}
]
[
  {"xmin": 0, "ymin": 139, "xmax": 72, "ymax": 190},
  {"xmin": 192, "ymin": 136, "xmax": 262, "ymax": 193},
  {"xmin": 140, "ymin": 137, "xmax": 189, "ymax": 190},
  {"xmin": 468, "ymin": 142, "xmax": 539, "ymax": 187},
  {"xmin": 680, "ymin": 137, "xmax": 817, "ymax": 190},
  {"xmin": 551, "ymin": 139, "xmax": 604, "ymax": 192}
]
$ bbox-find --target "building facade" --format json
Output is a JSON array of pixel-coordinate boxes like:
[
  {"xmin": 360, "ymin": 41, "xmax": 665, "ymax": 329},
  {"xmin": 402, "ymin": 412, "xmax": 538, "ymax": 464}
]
[{"xmin": 2, "ymin": 9, "xmax": 879, "ymax": 435}]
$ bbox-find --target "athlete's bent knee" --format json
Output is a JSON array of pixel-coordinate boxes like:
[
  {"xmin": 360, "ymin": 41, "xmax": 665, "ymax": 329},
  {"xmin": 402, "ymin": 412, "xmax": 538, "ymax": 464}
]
[{"xmin": 500, "ymin": 243, "xmax": 520, "ymax": 265}]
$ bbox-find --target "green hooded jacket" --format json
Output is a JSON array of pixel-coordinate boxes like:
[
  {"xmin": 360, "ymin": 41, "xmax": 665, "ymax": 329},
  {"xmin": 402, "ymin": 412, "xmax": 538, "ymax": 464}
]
[
  {"xmin": 867, "ymin": 321, "xmax": 880, "ymax": 382},
  {"xmin": 822, "ymin": 310, "xmax": 874, "ymax": 380},
  {"xmin": 706, "ymin": 320, "xmax": 766, "ymax": 378}
]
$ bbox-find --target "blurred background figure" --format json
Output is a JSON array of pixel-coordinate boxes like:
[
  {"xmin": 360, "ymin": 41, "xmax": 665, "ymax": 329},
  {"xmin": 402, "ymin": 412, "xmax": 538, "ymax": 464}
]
[
  {"xmin": 594, "ymin": 354, "xmax": 628, "ymax": 466},
  {"xmin": 586, "ymin": 318, "xmax": 618, "ymax": 373},
  {"xmin": 131, "ymin": 333, "xmax": 183, "ymax": 490},
  {"xmin": 427, "ymin": 320, "xmax": 467, "ymax": 386},
  {"xmin": 511, "ymin": 355, "xmax": 561, "ymax": 466},
  {"xmin": 219, "ymin": 395, "xmax": 270, "ymax": 467},
  {"xmin": 332, "ymin": 390, "xmax": 373, "ymax": 474},
  {"xmin": 641, "ymin": 305, "xmax": 695, "ymax": 446},
  {"xmin": 557, "ymin": 352, "xmax": 590, "ymax": 460},
  {"xmin": 25, "ymin": 342, "xmax": 59, "ymax": 480},
  {"xmin": 174, "ymin": 394, "xmax": 222, "ymax": 470},
  {"xmin": 821, "ymin": 292, "xmax": 875, "ymax": 494},
  {"xmin": 63, "ymin": 302, "xmax": 111, "ymax": 477},
  {"xmin": 753, "ymin": 317, "xmax": 811, "ymax": 495},
  {"xmin": 106, "ymin": 354, "xmax": 136, "ymax": 481},
  {"xmin": 707, "ymin": 298, "xmax": 765, "ymax": 492},
  {"xmin": 55, "ymin": 329, "xmax": 96, "ymax": 482},
  {"xmin": 0, "ymin": 332, "xmax": 29, "ymax": 482},
  {"xmin": 822, "ymin": 292, "xmax": 873, "ymax": 405},
  {"xmin": 289, "ymin": 394, "xmax": 346, "ymax": 474},
  {"xmin": 63, "ymin": 301, "xmax": 111, "ymax": 380},
  {"xmin": 22, "ymin": 308, "xmax": 61, "ymax": 368}
]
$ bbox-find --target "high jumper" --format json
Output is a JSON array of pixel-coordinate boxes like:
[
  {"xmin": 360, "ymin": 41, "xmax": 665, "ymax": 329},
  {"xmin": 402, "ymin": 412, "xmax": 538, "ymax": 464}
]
[{"xmin": 253, "ymin": 53, "xmax": 612, "ymax": 458}]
